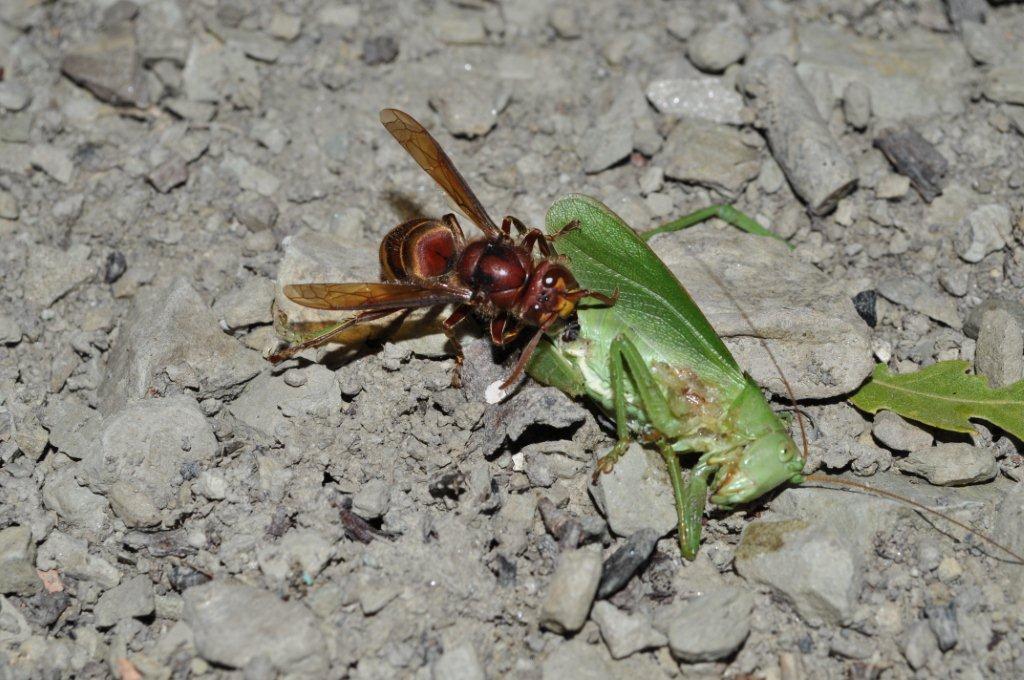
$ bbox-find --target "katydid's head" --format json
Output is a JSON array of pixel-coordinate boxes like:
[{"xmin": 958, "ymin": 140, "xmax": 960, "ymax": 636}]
[{"xmin": 709, "ymin": 432, "xmax": 805, "ymax": 506}]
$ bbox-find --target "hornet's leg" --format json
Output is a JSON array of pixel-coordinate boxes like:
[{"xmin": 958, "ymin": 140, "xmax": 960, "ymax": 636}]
[
  {"xmin": 640, "ymin": 205, "xmax": 786, "ymax": 245},
  {"xmin": 490, "ymin": 315, "xmax": 522, "ymax": 345},
  {"xmin": 593, "ymin": 333, "xmax": 684, "ymax": 481},
  {"xmin": 516, "ymin": 219, "xmax": 582, "ymax": 258},
  {"xmin": 443, "ymin": 304, "xmax": 472, "ymax": 388}
]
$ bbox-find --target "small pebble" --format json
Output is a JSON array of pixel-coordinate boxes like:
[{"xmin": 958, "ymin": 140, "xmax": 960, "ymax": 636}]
[
  {"xmin": 898, "ymin": 443, "xmax": 998, "ymax": 486},
  {"xmin": 432, "ymin": 642, "xmax": 485, "ymax": 680},
  {"xmin": 687, "ymin": 23, "xmax": 749, "ymax": 73},
  {"xmin": 843, "ymin": 80, "xmax": 871, "ymax": 130},
  {"xmin": 0, "ymin": 190, "xmax": 18, "ymax": 220},
  {"xmin": 852, "ymin": 290, "xmax": 877, "ymax": 328},
  {"xmin": 268, "ymin": 13, "xmax": 302, "ymax": 41},
  {"xmin": 30, "ymin": 145, "xmax": 75, "ymax": 184},
  {"xmin": 549, "ymin": 7, "xmax": 581, "ymax": 39},
  {"xmin": 596, "ymin": 529, "xmax": 659, "ymax": 599},
  {"xmin": 939, "ymin": 268, "xmax": 969, "ymax": 297},
  {"xmin": 872, "ymin": 411, "xmax": 933, "ymax": 452},
  {"xmin": 638, "ymin": 166, "xmax": 664, "ymax": 195},
  {"xmin": 876, "ymin": 173, "xmax": 911, "ymax": 200},
  {"xmin": 0, "ymin": 81, "xmax": 32, "ymax": 111},
  {"xmin": 592, "ymin": 601, "xmax": 667, "ymax": 659},
  {"xmin": 955, "ymin": 204, "xmax": 1011, "ymax": 263},
  {"xmin": 936, "ymin": 557, "xmax": 963, "ymax": 583},
  {"xmin": 539, "ymin": 546, "xmax": 602, "ymax": 634},
  {"xmin": 975, "ymin": 308, "xmax": 1024, "ymax": 387},
  {"xmin": 362, "ymin": 36, "xmax": 399, "ymax": 65},
  {"xmin": 104, "ymin": 251, "xmax": 127, "ymax": 284}
]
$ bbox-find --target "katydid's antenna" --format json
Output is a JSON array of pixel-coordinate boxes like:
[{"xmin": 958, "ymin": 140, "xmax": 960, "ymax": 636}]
[{"xmin": 689, "ymin": 242, "xmax": 1023, "ymax": 566}]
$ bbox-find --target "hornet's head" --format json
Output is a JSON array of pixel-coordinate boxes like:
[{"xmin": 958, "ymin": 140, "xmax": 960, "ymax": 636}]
[{"xmin": 518, "ymin": 260, "xmax": 581, "ymax": 327}]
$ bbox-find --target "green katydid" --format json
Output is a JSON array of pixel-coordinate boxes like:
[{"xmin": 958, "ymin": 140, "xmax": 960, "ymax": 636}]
[
  {"xmin": 518, "ymin": 195, "xmax": 804, "ymax": 559},
  {"xmin": 520, "ymin": 194, "xmax": 1024, "ymax": 563}
]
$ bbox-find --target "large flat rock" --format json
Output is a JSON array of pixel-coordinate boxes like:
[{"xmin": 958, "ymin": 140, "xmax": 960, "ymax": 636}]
[
  {"xmin": 648, "ymin": 225, "xmax": 873, "ymax": 399},
  {"xmin": 795, "ymin": 25, "xmax": 970, "ymax": 120}
]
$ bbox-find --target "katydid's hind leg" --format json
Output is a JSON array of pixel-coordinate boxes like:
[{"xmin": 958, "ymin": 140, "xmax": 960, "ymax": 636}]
[
  {"xmin": 269, "ymin": 309, "xmax": 398, "ymax": 363},
  {"xmin": 640, "ymin": 205, "xmax": 779, "ymax": 243},
  {"xmin": 443, "ymin": 305, "xmax": 471, "ymax": 388},
  {"xmin": 593, "ymin": 334, "xmax": 683, "ymax": 480}
]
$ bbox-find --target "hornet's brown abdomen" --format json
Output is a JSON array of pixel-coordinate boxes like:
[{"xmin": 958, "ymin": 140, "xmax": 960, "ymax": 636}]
[{"xmin": 380, "ymin": 217, "xmax": 463, "ymax": 281}]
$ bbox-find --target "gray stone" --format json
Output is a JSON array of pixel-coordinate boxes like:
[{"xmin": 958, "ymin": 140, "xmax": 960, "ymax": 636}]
[
  {"xmin": 430, "ymin": 80, "xmax": 510, "ymax": 139},
  {"xmin": 42, "ymin": 397, "xmax": 102, "ymax": 460},
  {"xmin": 666, "ymin": 14, "xmax": 697, "ymax": 41},
  {"xmin": 213, "ymin": 277, "xmax": 275, "ymax": 330},
  {"xmin": 688, "ymin": 23, "xmax": 749, "ymax": 73},
  {"xmin": 872, "ymin": 411, "xmax": 933, "ymax": 452},
  {"xmin": 649, "ymin": 226, "xmax": 873, "ymax": 399},
  {"xmin": 665, "ymin": 587, "xmax": 754, "ymax": 662},
  {"xmin": 961, "ymin": 21, "xmax": 1011, "ymax": 65},
  {"xmin": 183, "ymin": 41, "xmax": 260, "ymax": 109},
  {"xmin": 592, "ymin": 601, "xmax": 667, "ymax": 659},
  {"xmin": 257, "ymin": 530, "xmax": 333, "ymax": 582},
  {"xmin": 221, "ymin": 154, "xmax": 280, "ymax": 196},
  {"xmin": 98, "ymin": 277, "xmax": 262, "ymax": 413},
  {"xmin": 23, "ymin": 244, "xmax": 91, "ymax": 305},
  {"xmin": 898, "ymin": 443, "xmax": 998, "ymax": 486},
  {"xmin": 549, "ymin": 6, "xmax": 581, "ymax": 39},
  {"xmin": 735, "ymin": 487, "xmax": 898, "ymax": 625},
  {"xmin": 876, "ymin": 174, "xmax": 910, "ymax": 200},
  {"xmin": 983, "ymin": 57, "xmax": 1024, "ymax": 106},
  {"xmin": 842, "ymin": 80, "xmax": 871, "ymax": 130},
  {"xmin": 658, "ymin": 118, "xmax": 760, "ymax": 197},
  {"xmin": 0, "ymin": 189, "xmax": 18, "ymax": 220},
  {"xmin": 79, "ymin": 396, "xmax": 217, "ymax": 526},
  {"xmin": 433, "ymin": 14, "xmax": 486, "ymax": 45},
  {"xmin": 541, "ymin": 639, "xmax": 611, "ymax": 679},
  {"xmin": 228, "ymin": 364, "xmax": 341, "ymax": 439},
  {"xmin": 30, "ymin": 145, "xmax": 75, "ymax": 184},
  {"xmin": 795, "ymin": 25, "xmax": 969, "ymax": 120},
  {"xmin": 0, "ymin": 596, "xmax": 30, "ymax": 646},
  {"xmin": 233, "ymin": 194, "xmax": 279, "ymax": 231},
  {"xmin": 646, "ymin": 77, "xmax": 745, "ymax": 125},
  {"xmin": 877, "ymin": 278, "xmax": 961, "ymax": 329},
  {"xmin": 954, "ymin": 204, "xmax": 1011, "ymax": 263},
  {"xmin": 902, "ymin": 620, "xmax": 939, "ymax": 670},
  {"xmin": 0, "ymin": 81, "xmax": 32, "ymax": 111},
  {"xmin": 578, "ymin": 77, "xmax": 645, "ymax": 173},
  {"xmin": 268, "ymin": 13, "xmax": 302, "ymax": 41},
  {"xmin": 591, "ymin": 443, "xmax": 676, "ymax": 537},
  {"xmin": 539, "ymin": 546, "xmax": 603, "ymax": 634},
  {"xmin": 147, "ymin": 157, "xmax": 188, "ymax": 193},
  {"xmin": 137, "ymin": 0, "xmax": 190, "ymax": 64},
  {"xmin": 939, "ymin": 268, "xmax": 969, "ymax": 298},
  {"xmin": 975, "ymin": 309, "xmax": 1024, "ymax": 388},
  {"xmin": 739, "ymin": 56, "xmax": 857, "ymax": 215},
  {"xmin": 61, "ymin": 25, "xmax": 150, "ymax": 107},
  {"xmin": 0, "ymin": 313, "xmax": 21, "ymax": 343},
  {"xmin": 40, "ymin": 468, "xmax": 111, "ymax": 536},
  {"xmin": 37, "ymin": 530, "xmax": 121, "ymax": 589},
  {"xmin": 964, "ymin": 298, "xmax": 1024, "ymax": 340},
  {"xmin": 318, "ymin": 4, "xmax": 360, "ymax": 28},
  {"xmin": 352, "ymin": 479, "xmax": 391, "ymax": 520},
  {"xmin": 183, "ymin": 580, "xmax": 327, "ymax": 672},
  {"xmin": 432, "ymin": 642, "xmax": 485, "ymax": 680},
  {"xmin": 93, "ymin": 575, "xmax": 154, "ymax": 628},
  {"xmin": 0, "ymin": 526, "xmax": 39, "ymax": 596}
]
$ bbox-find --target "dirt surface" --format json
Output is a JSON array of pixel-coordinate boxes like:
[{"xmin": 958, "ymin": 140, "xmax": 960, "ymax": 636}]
[{"xmin": 3, "ymin": 1, "xmax": 1024, "ymax": 678}]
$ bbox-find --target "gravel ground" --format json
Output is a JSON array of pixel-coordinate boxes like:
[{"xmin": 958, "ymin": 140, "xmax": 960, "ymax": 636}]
[{"xmin": 3, "ymin": 1, "xmax": 1024, "ymax": 678}]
